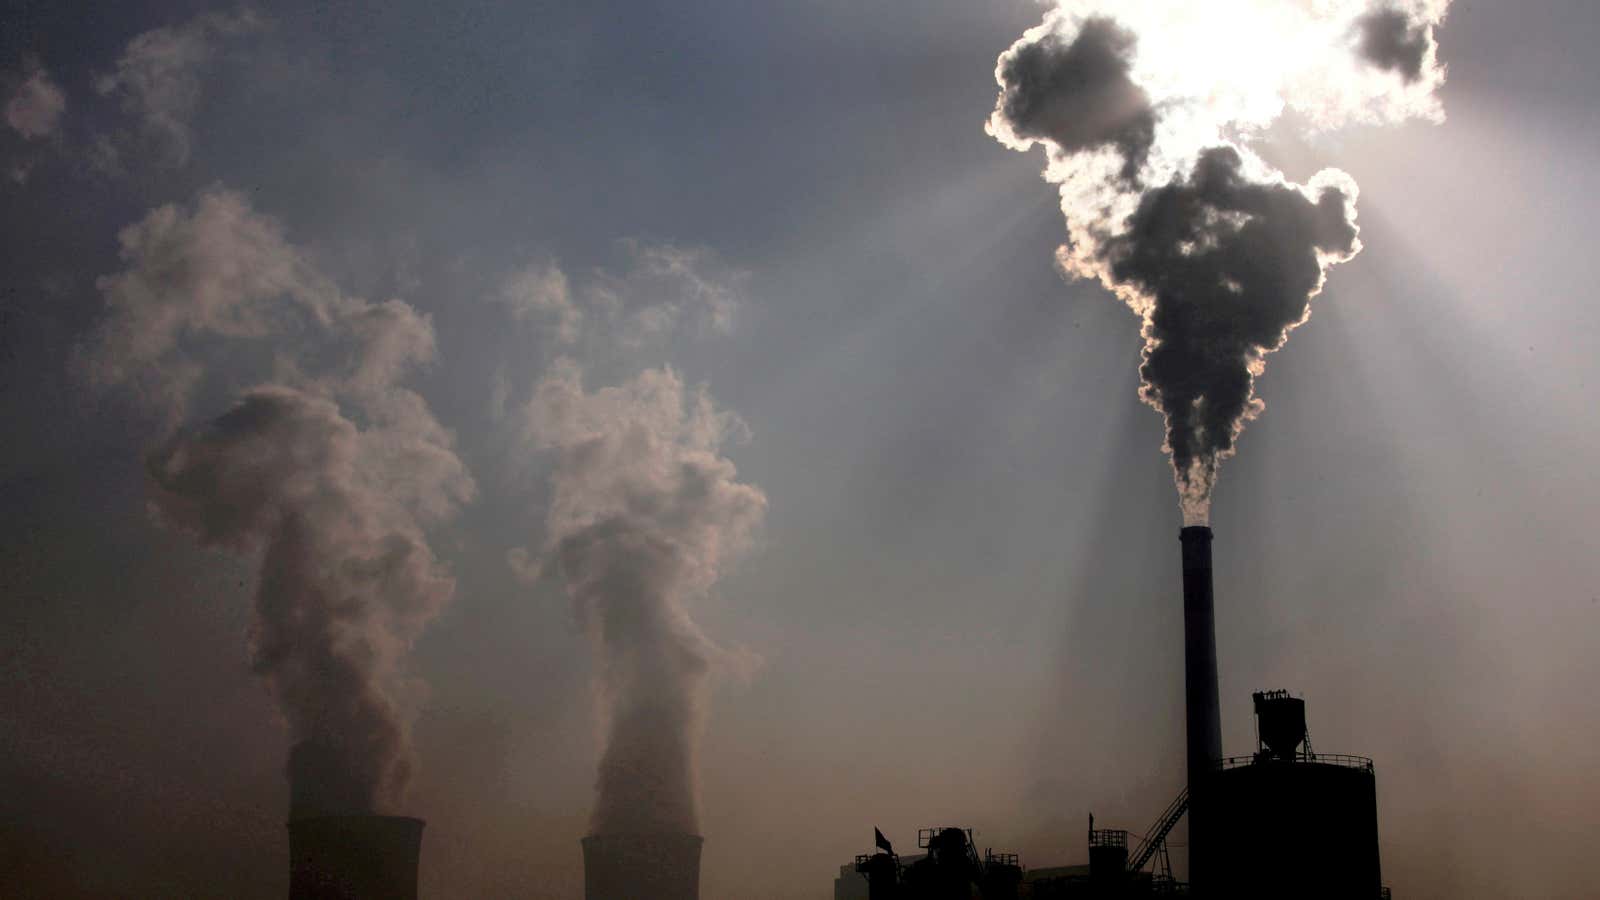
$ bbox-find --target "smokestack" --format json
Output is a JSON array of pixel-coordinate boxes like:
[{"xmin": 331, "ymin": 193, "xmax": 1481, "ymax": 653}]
[
  {"xmin": 1180, "ymin": 526, "xmax": 1222, "ymax": 781},
  {"xmin": 1180, "ymin": 525, "xmax": 1222, "ymax": 891},
  {"xmin": 582, "ymin": 833, "xmax": 703, "ymax": 900},
  {"xmin": 287, "ymin": 815, "xmax": 423, "ymax": 900}
]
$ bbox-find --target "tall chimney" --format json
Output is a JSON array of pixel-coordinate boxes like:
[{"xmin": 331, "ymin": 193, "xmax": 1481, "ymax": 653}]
[
  {"xmin": 1180, "ymin": 525, "xmax": 1221, "ymax": 893},
  {"xmin": 287, "ymin": 815, "xmax": 423, "ymax": 900},
  {"xmin": 582, "ymin": 833, "xmax": 703, "ymax": 900}
]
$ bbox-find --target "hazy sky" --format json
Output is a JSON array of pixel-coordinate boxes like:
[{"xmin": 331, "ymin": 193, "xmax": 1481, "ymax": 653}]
[{"xmin": 4, "ymin": 2, "xmax": 1599, "ymax": 898}]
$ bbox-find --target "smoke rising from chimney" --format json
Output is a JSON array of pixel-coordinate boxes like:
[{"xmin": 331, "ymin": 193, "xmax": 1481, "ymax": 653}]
[
  {"xmin": 988, "ymin": 1, "xmax": 1450, "ymax": 523},
  {"xmin": 81, "ymin": 188, "xmax": 474, "ymax": 815},
  {"xmin": 516, "ymin": 357, "xmax": 764, "ymax": 835}
]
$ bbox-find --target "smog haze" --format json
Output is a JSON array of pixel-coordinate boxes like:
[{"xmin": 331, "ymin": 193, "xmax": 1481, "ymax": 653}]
[{"xmin": 3, "ymin": 2, "xmax": 1598, "ymax": 898}]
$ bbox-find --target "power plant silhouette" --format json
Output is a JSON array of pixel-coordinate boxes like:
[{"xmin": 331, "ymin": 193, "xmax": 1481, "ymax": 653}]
[
  {"xmin": 274, "ymin": 528, "xmax": 1388, "ymax": 899},
  {"xmin": 834, "ymin": 527, "xmax": 1391, "ymax": 900}
]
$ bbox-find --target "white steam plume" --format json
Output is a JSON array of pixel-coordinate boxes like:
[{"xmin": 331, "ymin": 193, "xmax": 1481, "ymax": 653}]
[
  {"xmin": 5, "ymin": 65, "xmax": 66, "ymax": 140},
  {"xmin": 81, "ymin": 188, "xmax": 474, "ymax": 815},
  {"xmin": 96, "ymin": 8, "xmax": 263, "ymax": 166},
  {"xmin": 988, "ymin": 0, "xmax": 1451, "ymax": 523},
  {"xmin": 503, "ymin": 247, "xmax": 762, "ymax": 836},
  {"xmin": 521, "ymin": 360, "xmax": 765, "ymax": 835}
]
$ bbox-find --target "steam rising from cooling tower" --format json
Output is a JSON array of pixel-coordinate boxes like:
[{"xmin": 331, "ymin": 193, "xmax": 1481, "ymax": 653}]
[
  {"xmin": 501, "ymin": 247, "xmax": 762, "ymax": 852},
  {"xmin": 988, "ymin": 0, "xmax": 1451, "ymax": 523},
  {"xmin": 521, "ymin": 359, "xmax": 766, "ymax": 836},
  {"xmin": 80, "ymin": 189, "xmax": 474, "ymax": 815}
]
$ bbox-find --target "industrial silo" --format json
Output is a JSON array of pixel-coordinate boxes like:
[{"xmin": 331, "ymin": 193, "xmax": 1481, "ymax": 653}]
[{"xmin": 1206, "ymin": 691, "xmax": 1382, "ymax": 900}]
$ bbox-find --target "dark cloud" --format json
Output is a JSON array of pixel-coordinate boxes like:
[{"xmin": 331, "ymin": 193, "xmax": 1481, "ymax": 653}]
[
  {"xmin": 1103, "ymin": 147, "xmax": 1359, "ymax": 512},
  {"xmin": 1356, "ymin": 8, "xmax": 1432, "ymax": 83},
  {"xmin": 991, "ymin": 16, "xmax": 1155, "ymax": 180}
]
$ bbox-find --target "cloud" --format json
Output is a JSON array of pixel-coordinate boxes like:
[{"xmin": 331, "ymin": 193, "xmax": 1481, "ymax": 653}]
[
  {"xmin": 5, "ymin": 67, "xmax": 66, "ymax": 140},
  {"xmin": 96, "ymin": 9, "xmax": 263, "ymax": 165}
]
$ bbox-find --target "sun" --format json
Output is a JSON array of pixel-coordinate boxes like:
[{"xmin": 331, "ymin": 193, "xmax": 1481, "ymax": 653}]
[{"xmin": 1034, "ymin": 0, "xmax": 1447, "ymax": 182}]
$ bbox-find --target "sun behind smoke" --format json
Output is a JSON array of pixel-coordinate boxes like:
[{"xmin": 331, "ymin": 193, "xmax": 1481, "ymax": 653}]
[{"xmin": 989, "ymin": 0, "xmax": 1451, "ymax": 524}]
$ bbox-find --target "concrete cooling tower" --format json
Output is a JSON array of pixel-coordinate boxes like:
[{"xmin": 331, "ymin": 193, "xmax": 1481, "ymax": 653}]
[{"xmin": 582, "ymin": 832, "xmax": 704, "ymax": 900}]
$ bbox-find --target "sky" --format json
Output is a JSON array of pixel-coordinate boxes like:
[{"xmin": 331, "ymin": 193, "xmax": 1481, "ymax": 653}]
[{"xmin": 3, "ymin": 1, "xmax": 1599, "ymax": 897}]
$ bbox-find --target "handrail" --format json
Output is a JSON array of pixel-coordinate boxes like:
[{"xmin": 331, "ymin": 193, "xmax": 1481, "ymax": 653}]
[
  {"xmin": 1127, "ymin": 788, "xmax": 1189, "ymax": 873},
  {"xmin": 1216, "ymin": 753, "xmax": 1374, "ymax": 773}
]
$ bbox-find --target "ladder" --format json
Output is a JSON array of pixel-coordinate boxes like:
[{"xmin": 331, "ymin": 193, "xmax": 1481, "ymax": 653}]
[{"xmin": 1127, "ymin": 788, "xmax": 1188, "ymax": 874}]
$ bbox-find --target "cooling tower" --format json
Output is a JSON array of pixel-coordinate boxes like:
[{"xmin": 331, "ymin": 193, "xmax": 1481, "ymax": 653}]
[
  {"xmin": 1180, "ymin": 525, "xmax": 1222, "ymax": 894},
  {"xmin": 287, "ymin": 815, "xmax": 423, "ymax": 900},
  {"xmin": 582, "ymin": 832, "xmax": 703, "ymax": 900}
]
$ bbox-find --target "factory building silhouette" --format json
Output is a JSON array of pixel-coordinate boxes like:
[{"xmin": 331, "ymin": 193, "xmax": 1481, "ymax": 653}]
[
  {"xmin": 834, "ymin": 528, "xmax": 1392, "ymax": 900},
  {"xmin": 835, "ymin": 690, "xmax": 1384, "ymax": 899}
]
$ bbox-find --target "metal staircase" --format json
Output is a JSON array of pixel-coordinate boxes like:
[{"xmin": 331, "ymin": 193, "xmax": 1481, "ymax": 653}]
[{"xmin": 1127, "ymin": 787, "xmax": 1189, "ymax": 875}]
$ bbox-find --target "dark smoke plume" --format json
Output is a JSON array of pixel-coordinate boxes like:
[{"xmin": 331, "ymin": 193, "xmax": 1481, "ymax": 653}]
[
  {"xmin": 988, "ymin": 2, "xmax": 1450, "ymax": 522},
  {"xmin": 82, "ymin": 189, "xmax": 473, "ymax": 814},
  {"xmin": 520, "ymin": 360, "xmax": 765, "ymax": 835},
  {"xmin": 991, "ymin": 16, "xmax": 1155, "ymax": 181},
  {"xmin": 1356, "ymin": 8, "xmax": 1435, "ymax": 83},
  {"xmin": 1106, "ymin": 148, "xmax": 1360, "ymax": 514}
]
